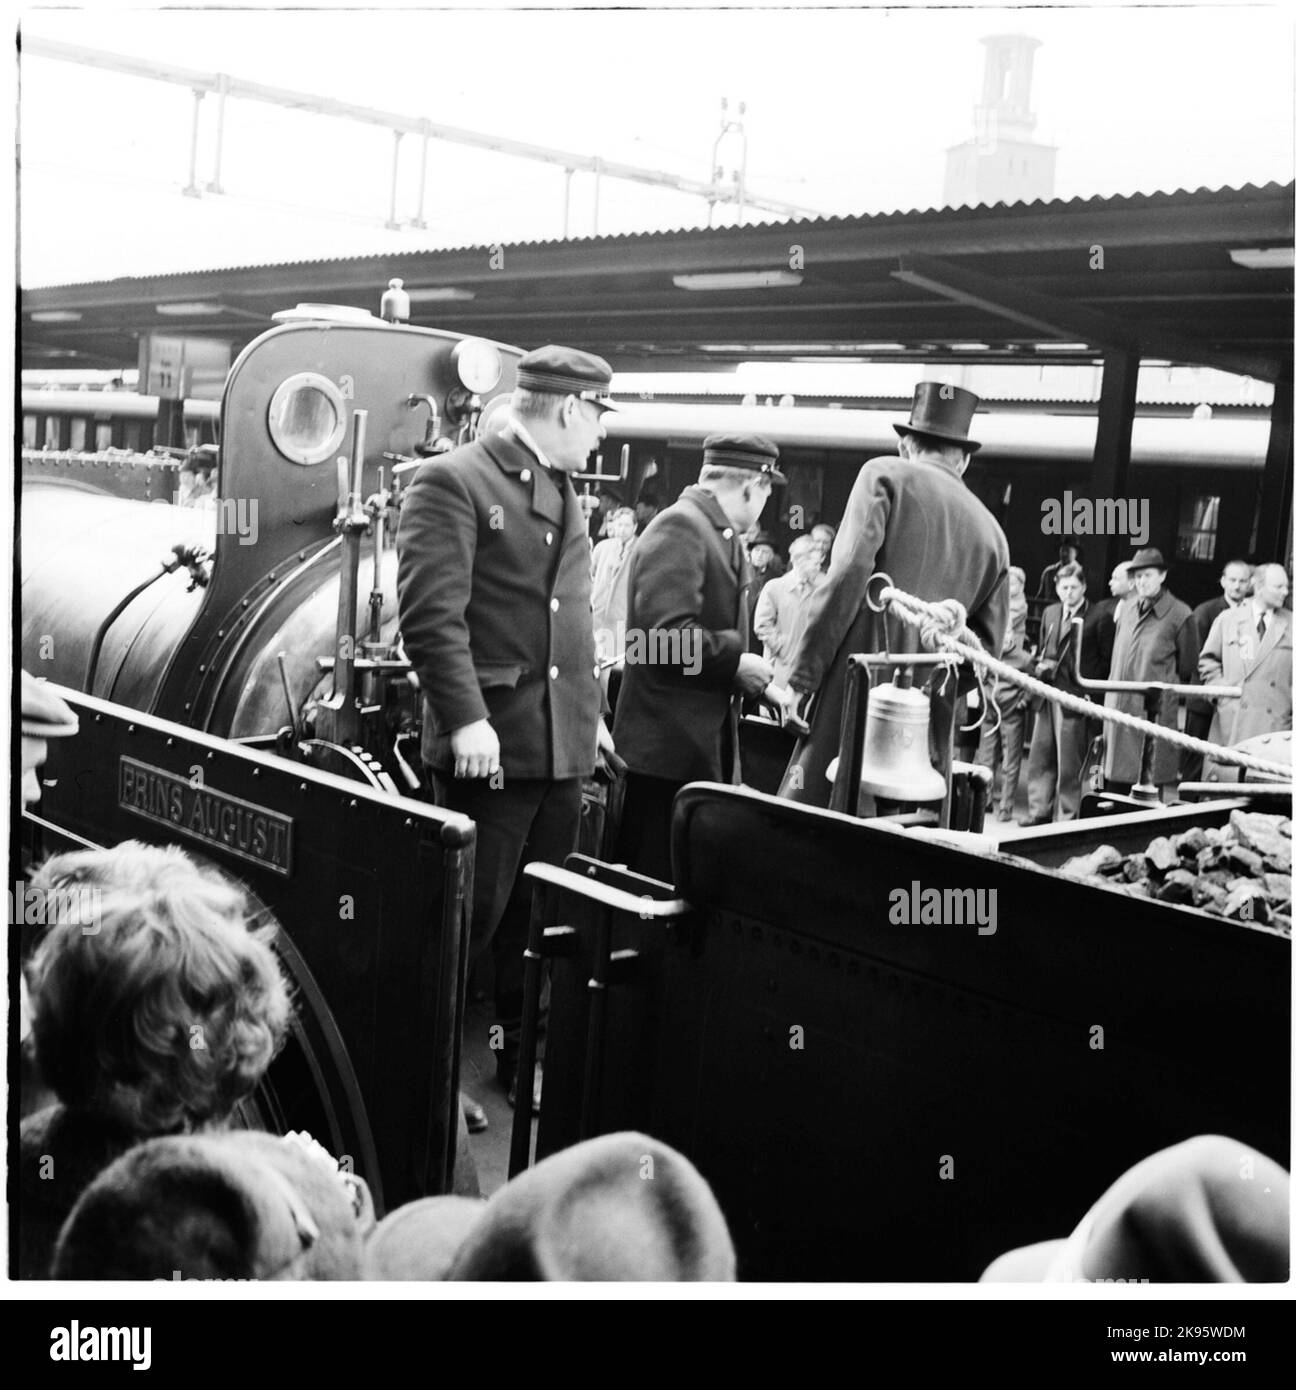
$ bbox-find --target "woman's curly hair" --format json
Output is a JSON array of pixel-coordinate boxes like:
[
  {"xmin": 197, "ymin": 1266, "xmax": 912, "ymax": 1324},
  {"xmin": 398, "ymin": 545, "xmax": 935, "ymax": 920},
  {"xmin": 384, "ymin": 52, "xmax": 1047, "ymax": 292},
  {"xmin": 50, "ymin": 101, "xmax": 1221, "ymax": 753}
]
[{"xmin": 25, "ymin": 842, "xmax": 292, "ymax": 1136}]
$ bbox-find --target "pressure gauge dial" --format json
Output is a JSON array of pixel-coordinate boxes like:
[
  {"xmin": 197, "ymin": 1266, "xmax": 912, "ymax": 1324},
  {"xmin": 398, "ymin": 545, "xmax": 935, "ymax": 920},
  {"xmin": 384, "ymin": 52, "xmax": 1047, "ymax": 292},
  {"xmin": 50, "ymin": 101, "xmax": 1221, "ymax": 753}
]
[{"xmin": 452, "ymin": 338, "xmax": 503, "ymax": 395}]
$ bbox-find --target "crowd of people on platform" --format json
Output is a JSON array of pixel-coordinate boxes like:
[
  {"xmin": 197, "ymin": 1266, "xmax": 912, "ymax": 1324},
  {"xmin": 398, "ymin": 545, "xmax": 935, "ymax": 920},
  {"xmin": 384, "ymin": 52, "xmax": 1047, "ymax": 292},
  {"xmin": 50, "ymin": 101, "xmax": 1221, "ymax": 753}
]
[{"xmin": 965, "ymin": 547, "xmax": 1292, "ymax": 824}]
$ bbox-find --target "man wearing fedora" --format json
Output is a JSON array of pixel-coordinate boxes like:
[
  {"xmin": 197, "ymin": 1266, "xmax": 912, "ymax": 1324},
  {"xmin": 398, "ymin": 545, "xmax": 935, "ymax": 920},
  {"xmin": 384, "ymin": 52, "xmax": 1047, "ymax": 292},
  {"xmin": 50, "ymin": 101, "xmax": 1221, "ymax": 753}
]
[
  {"xmin": 397, "ymin": 345, "xmax": 622, "ymax": 1116},
  {"xmin": 612, "ymin": 434, "xmax": 783, "ymax": 881},
  {"xmin": 778, "ymin": 384, "xmax": 1010, "ymax": 807},
  {"xmin": 1101, "ymin": 547, "xmax": 1199, "ymax": 799},
  {"xmin": 745, "ymin": 529, "xmax": 785, "ymax": 650}
]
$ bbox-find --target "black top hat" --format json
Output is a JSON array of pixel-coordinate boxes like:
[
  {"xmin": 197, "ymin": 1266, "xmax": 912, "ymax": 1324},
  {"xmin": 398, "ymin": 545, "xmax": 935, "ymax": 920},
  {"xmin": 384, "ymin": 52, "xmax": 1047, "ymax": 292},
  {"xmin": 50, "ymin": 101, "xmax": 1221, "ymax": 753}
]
[{"xmin": 893, "ymin": 383, "xmax": 982, "ymax": 454}]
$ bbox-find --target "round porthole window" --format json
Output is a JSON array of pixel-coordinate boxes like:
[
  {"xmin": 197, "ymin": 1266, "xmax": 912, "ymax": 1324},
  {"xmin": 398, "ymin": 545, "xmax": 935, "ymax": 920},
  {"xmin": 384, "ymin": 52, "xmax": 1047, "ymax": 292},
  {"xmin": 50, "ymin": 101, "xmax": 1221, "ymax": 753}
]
[{"xmin": 267, "ymin": 373, "xmax": 347, "ymax": 466}]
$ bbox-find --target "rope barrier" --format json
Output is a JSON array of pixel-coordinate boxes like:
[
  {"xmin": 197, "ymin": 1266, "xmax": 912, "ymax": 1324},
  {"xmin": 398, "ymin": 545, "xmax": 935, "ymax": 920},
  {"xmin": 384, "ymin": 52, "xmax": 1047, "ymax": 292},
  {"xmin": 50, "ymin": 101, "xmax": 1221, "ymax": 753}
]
[{"xmin": 876, "ymin": 584, "xmax": 1292, "ymax": 782}]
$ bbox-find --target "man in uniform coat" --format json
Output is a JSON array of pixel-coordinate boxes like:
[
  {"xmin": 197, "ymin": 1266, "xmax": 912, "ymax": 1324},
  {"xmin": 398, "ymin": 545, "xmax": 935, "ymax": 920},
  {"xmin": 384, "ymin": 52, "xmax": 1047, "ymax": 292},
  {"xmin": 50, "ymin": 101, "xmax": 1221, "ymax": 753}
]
[
  {"xmin": 1102, "ymin": 547, "xmax": 1199, "ymax": 798},
  {"xmin": 1019, "ymin": 563, "xmax": 1106, "ymax": 824},
  {"xmin": 1198, "ymin": 563, "xmax": 1292, "ymax": 763},
  {"xmin": 612, "ymin": 435, "xmax": 783, "ymax": 881},
  {"xmin": 397, "ymin": 345, "xmax": 619, "ymax": 1111},
  {"xmin": 778, "ymin": 384, "xmax": 1010, "ymax": 808}
]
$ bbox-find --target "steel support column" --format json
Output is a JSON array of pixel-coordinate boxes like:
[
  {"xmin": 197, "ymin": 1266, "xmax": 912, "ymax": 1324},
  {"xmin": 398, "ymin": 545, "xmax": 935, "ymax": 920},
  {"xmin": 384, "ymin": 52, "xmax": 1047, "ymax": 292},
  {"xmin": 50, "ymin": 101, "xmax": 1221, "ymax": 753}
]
[
  {"xmin": 1089, "ymin": 347, "xmax": 1140, "ymax": 582},
  {"xmin": 207, "ymin": 74, "xmax": 228, "ymax": 194},
  {"xmin": 1253, "ymin": 372, "xmax": 1294, "ymax": 565},
  {"xmin": 409, "ymin": 127, "xmax": 430, "ymax": 230},
  {"xmin": 386, "ymin": 131, "xmax": 403, "ymax": 230},
  {"xmin": 183, "ymin": 89, "xmax": 204, "ymax": 197}
]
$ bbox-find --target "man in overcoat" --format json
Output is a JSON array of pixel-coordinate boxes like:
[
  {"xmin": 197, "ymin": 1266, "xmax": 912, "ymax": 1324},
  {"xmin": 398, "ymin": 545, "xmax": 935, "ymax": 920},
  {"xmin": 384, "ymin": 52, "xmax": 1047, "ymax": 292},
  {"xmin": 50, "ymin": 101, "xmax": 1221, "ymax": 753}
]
[
  {"xmin": 612, "ymin": 434, "xmax": 782, "ymax": 881},
  {"xmin": 778, "ymin": 384, "xmax": 1010, "ymax": 808},
  {"xmin": 1101, "ymin": 547, "xmax": 1199, "ymax": 798},
  {"xmin": 1198, "ymin": 562, "xmax": 1292, "ymax": 762},
  {"xmin": 397, "ymin": 345, "xmax": 618, "ymax": 1110},
  {"xmin": 1181, "ymin": 559, "xmax": 1252, "ymax": 781}
]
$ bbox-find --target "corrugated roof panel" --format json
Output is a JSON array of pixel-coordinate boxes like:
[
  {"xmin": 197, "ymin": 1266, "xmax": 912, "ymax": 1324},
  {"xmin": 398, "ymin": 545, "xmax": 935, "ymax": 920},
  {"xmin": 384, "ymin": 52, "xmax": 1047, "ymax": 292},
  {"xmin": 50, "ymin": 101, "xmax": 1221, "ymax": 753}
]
[{"xmin": 26, "ymin": 181, "xmax": 1293, "ymax": 292}]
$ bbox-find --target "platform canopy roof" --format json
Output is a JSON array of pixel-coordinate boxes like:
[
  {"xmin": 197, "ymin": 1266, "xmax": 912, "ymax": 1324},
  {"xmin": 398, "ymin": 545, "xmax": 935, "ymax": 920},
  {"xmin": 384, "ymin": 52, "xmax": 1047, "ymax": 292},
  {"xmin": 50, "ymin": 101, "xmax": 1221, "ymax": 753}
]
[{"xmin": 21, "ymin": 182, "xmax": 1294, "ymax": 380}]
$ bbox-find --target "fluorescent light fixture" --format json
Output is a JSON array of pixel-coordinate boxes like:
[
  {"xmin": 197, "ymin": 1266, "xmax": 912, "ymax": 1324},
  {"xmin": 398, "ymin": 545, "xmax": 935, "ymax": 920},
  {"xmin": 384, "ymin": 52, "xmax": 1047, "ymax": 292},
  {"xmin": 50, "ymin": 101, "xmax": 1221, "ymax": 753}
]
[
  {"xmin": 1035, "ymin": 342, "xmax": 1091, "ymax": 352},
  {"xmin": 406, "ymin": 286, "xmax": 476, "ymax": 303},
  {"xmin": 1228, "ymin": 247, "xmax": 1294, "ymax": 270},
  {"xmin": 156, "ymin": 301, "xmax": 224, "ymax": 317},
  {"xmin": 673, "ymin": 270, "xmax": 803, "ymax": 291},
  {"xmin": 947, "ymin": 342, "xmax": 990, "ymax": 351},
  {"xmin": 29, "ymin": 309, "xmax": 82, "ymax": 323}
]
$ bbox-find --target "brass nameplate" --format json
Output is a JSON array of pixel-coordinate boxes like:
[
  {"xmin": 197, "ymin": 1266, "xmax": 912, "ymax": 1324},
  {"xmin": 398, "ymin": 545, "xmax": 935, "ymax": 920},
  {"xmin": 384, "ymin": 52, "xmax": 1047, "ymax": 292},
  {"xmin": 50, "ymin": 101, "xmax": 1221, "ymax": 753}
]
[{"xmin": 119, "ymin": 756, "xmax": 293, "ymax": 877}]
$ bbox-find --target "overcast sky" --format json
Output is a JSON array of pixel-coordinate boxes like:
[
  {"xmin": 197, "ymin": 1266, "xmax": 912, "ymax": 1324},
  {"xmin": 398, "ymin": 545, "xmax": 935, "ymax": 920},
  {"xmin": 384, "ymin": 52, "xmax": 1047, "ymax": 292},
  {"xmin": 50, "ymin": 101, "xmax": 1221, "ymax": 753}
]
[{"xmin": 11, "ymin": 2, "xmax": 1295, "ymax": 286}]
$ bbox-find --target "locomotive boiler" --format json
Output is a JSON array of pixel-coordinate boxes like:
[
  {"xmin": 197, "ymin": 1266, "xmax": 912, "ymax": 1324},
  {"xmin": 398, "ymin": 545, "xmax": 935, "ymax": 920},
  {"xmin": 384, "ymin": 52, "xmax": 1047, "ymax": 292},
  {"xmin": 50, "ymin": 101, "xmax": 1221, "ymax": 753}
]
[{"xmin": 21, "ymin": 295, "xmax": 521, "ymax": 789}]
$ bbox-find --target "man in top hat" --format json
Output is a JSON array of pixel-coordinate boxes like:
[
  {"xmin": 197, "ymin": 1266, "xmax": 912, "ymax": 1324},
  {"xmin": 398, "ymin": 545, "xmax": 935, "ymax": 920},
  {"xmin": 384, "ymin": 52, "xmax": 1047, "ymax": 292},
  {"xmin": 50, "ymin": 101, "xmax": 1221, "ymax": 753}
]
[
  {"xmin": 397, "ymin": 345, "xmax": 622, "ymax": 1114},
  {"xmin": 612, "ymin": 434, "xmax": 784, "ymax": 881},
  {"xmin": 1101, "ymin": 547, "xmax": 1199, "ymax": 798},
  {"xmin": 778, "ymin": 384, "xmax": 1010, "ymax": 807}
]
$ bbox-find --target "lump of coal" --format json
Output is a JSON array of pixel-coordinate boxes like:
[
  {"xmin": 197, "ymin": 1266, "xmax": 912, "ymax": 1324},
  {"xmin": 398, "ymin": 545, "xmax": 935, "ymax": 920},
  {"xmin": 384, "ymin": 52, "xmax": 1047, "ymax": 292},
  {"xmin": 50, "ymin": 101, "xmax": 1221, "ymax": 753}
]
[
  {"xmin": 1059, "ymin": 845, "xmax": 1123, "ymax": 879},
  {"xmin": 1219, "ymin": 844, "xmax": 1265, "ymax": 877},
  {"xmin": 1175, "ymin": 827, "xmax": 1210, "ymax": 860},
  {"xmin": 1192, "ymin": 879, "xmax": 1230, "ymax": 912},
  {"xmin": 1230, "ymin": 811, "xmax": 1292, "ymax": 873},
  {"xmin": 1155, "ymin": 870, "xmax": 1197, "ymax": 905},
  {"xmin": 1264, "ymin": 873, "xmax": 1292, "ymax": 905},
  {"xmin": 1145, "ymin": 837, "xmax": 1181, "ymax": 873},
  {"xmin": 1121, "ymin": 855, "xmax": 1150, "ymax": 883}
]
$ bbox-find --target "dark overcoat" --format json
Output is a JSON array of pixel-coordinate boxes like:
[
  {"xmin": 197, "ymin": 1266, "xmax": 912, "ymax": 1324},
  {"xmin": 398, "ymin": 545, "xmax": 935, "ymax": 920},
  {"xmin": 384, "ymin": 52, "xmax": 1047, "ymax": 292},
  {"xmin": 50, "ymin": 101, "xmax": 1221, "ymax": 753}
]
[
  {"xmin": 396, "ymin": 433, "xmax": 599, "ymax": 781},
  {"xmin": 779, "ymin": 454, "xmax": 1010, "ymax": 806},
  {"xmin": 1102, "ymin": 589, "xmax": 1198, "ymax": 784},
  {"xmin": 612, "ymin": 486, "xmax": 750, "ymax": 784}
]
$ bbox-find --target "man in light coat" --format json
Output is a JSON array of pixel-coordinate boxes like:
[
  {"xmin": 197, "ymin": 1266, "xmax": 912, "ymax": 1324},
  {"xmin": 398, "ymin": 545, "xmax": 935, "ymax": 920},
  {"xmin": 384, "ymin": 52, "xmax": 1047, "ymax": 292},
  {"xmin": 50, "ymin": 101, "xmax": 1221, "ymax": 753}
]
[
  {"xmin": 1198, "ymin": 563, "xmax": 1292, "ymax": 765},
  {"xmin": 754, "ymin": 534, "xmax": 824, "ymax": 687},
  {"xmin": 1101, "ymin": 548, "xmax": 1199, "ymax": 798}
]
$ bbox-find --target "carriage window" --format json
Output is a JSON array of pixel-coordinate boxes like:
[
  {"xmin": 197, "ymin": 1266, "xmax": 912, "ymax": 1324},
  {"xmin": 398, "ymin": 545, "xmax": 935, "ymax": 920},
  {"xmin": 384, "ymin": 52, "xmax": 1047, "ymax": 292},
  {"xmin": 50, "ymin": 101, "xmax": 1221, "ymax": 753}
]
[
  {"xmin": 69, "ymin": 418, "xmax": 87, "ymax": 451},
  {"xmin": 22, "ymin": 415, "xmax": 36, "ymax": 448},
  {"xmin": 267, "ymin": 373, "xmax": 348, "ymax": 466},
  {"xmin": 1176, "ymin": 492, "xmax": 1220, "ymax": 563}
]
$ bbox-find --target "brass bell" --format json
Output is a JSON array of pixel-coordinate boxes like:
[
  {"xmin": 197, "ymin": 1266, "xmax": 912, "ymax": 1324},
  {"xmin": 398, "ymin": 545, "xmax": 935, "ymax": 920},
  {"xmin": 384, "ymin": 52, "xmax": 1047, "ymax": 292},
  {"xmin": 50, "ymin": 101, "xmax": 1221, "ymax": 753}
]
[{"xmin": 857, "ymin": 674, "xmax": 946, "ymax": 803}]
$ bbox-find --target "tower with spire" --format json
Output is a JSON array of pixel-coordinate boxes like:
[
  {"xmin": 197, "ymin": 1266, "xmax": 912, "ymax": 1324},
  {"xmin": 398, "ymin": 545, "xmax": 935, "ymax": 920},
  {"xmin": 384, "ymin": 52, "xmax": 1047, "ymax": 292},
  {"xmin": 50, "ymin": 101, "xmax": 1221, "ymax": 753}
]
[{"xmin": 943, "ymin": 35, "xmax": 1057, "ymax": 208}]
